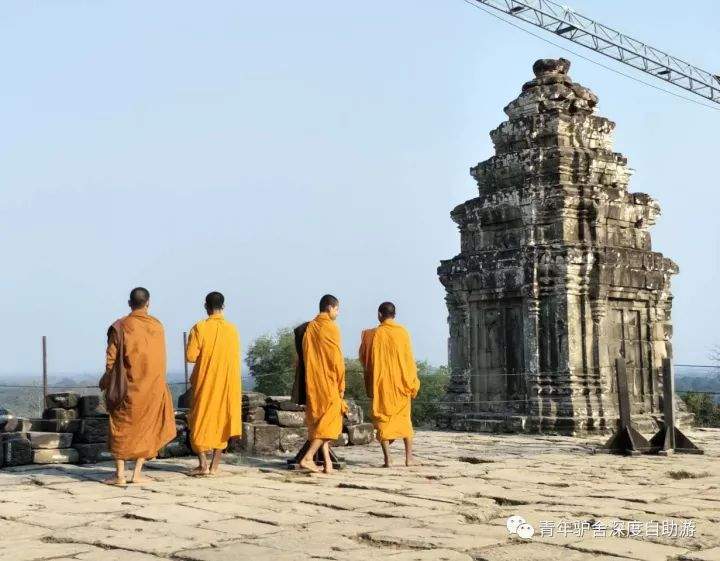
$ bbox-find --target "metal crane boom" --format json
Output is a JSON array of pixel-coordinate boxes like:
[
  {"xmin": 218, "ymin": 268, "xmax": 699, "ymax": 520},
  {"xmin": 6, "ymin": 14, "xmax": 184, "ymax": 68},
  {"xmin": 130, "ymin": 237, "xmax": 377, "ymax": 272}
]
[{"xmin": 468, "ymin": 0, "xmax": 720, "ymax": 105}]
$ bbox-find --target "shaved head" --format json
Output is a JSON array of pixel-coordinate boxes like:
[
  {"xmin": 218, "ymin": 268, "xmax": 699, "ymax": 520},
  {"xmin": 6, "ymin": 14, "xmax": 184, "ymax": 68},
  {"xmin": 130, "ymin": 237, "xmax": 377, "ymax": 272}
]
[
  {"xmin": 205, "ymin": 291, "xmax": 224, "ymax": 311},
  {"xmin": 378, "ymin": 301, "xmax": 396, "ymax": 319},
  {"xmin": 319, "ymin": 294, "xmax": 339, "ymax": 313},
  {"xmin": 129, "ymin": 287, "xmax": 150, "ymax": 310}
]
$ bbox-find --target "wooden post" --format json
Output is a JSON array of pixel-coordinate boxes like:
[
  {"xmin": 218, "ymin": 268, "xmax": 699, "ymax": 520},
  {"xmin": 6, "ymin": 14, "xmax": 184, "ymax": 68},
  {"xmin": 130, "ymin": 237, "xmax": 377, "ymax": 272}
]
[
  {"xmin": 183, "ymin": 331, "xmax": 189, "ymax": 391},
  {"xmin": 42, "ymin": 335, "xmax": 48, "ymax": 401}
]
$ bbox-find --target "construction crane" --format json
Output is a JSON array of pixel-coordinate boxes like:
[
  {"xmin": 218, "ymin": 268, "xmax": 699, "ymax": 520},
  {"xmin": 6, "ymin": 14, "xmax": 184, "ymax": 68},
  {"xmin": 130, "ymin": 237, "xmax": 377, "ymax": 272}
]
[{"xmin": 466, "ymin": 0, "xmax": 720, "ymax": 105}]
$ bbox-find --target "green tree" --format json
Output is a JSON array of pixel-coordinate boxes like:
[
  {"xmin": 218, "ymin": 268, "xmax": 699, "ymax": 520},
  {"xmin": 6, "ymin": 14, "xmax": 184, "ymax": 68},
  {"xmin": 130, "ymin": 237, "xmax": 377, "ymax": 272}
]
[
  {"xmin": 413, "ymin": 361, "xmax": 450, "ymax": 427},
  {"xmin": 245, "ymin": 328, "xmax": 296, "ymax": 396},
  {"xmin": 244, "ymin": 327, "xmax": 450, "ymax": 428},
  {"xmin": 681, "ymin": 391, "xmax": 720, "ymax": 427}
]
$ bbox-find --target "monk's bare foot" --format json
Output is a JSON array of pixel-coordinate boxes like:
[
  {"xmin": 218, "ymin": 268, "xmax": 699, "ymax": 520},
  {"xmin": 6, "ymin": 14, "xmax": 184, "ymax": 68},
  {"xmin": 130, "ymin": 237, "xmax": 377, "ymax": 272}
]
[
  {"xmin": 382, "ymin": 461, "xmax": 392, "ymax": 468},
  {"xmin": 131, "ymin": 475, "xmax": 150, "ymax": 484},
  {"xmin": 298, "ymin": 458, "xmax": 320, "ymax": 473},
  {"xmin": 188, "ymin": 467, "xmax": 209, "ymax": 477},
  {"xmin": 208, "ymin": 468, "xmax": 221, "ymax": 476},
  {"xmin": 405, "ymin": 458, "xmax": 415, "ymax": 467},
  {"xmin": 323, "ymin": 465, "xmax": 335, "ymax": 475},
  {"xmin": 102, "ymin": 476, "xmax": 127, "ymax": 486}
]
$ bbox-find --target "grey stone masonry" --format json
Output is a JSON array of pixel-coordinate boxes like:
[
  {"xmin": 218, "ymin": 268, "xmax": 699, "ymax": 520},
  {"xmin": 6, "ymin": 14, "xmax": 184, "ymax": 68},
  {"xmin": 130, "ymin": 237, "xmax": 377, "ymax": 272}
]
[{"xmin": 438, "ymin": 58, "xmax": 678, "ymax": 435}]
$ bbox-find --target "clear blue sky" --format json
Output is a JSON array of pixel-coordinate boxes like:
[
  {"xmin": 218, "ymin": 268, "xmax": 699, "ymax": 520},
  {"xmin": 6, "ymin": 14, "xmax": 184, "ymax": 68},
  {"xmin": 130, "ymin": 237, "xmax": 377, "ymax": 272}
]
[{"xmin": 1, "ymin": 1, "xmax": 718, "ymax": 378}]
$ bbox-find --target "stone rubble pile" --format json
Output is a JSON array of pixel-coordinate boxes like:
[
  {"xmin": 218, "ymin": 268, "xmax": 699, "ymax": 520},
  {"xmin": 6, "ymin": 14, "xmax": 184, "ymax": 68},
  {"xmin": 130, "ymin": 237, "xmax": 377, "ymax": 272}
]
[
  {"xmin": 1, "ymin": 389, "xmax": 376, "ymax": 468},
  {"xmin": 230, "ymin": 393, "xmax": 375, "ymax": 455}
]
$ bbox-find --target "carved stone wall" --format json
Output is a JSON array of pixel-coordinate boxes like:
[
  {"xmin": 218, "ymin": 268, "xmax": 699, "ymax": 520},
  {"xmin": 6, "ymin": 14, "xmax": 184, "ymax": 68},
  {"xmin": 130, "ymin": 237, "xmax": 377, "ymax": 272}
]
[{"xmin": 437, "ymin": 58, "xmax": 678, "ymax": 435}]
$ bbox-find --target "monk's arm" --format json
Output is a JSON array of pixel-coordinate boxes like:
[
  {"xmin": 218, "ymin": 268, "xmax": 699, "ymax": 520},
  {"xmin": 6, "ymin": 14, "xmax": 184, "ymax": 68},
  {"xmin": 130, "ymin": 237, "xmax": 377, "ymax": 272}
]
[
  {"xmin": 404, "ymin": 332, "xmax": 420, "ymax": 398},
  {"xmin": 100, "ymin": 328, "xmax": 118, "ymax": 390},
  {"xmin": 358, "ymin": 331, "xmax": 373, "ymax": 398},
  {"xmin": 186, "ymin": 326, "xmax": 201, "ymax": 363},
  {"xmin": 333, "ymin": 326, "xmax": 346, "ymax": 397}
]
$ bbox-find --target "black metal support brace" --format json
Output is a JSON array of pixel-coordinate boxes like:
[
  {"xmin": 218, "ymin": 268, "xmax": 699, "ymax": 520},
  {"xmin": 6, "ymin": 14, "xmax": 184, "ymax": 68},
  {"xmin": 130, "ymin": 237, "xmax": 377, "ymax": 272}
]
[
  {"xmin": 600, "ymin": 358, "xmax": 653, "ymax": 455},
  {"xmin": 649, "ymin": 358, "xmax": 703, "ymax": 455}
]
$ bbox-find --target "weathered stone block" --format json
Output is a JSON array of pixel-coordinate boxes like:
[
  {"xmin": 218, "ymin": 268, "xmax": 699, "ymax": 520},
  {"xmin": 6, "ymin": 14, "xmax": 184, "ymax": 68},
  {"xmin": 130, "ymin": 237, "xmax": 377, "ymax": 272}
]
[
  {"xmin": 3, "ymin": 437, "xmax": 32, "ymax": 466},
  {"xmin": 27, "ymin": 432, "xmax": 73, "ymax": 449},
  {"xmin": 253, "ymin": 424, "xmax": 281, "ymax": 454},
  {"xmin": 278, "ymin": 401, "xmax": 305, "ymax": 412},
  {"xmin": 0, "ymin": 407, "xmax": 13, "ymax": 431},
  {"xmin": 346, "ymin": 423, "xmax": 374, "ymax": 445},
  {"xmin": 343, "ymin": 399, "xmax": 363, "ymax": 426},
  {"xmin": 158, "ymin": 440, "xmax": 192, "ymax": 459},
  {"xmin": 240, "ymin": 422, "xmax": 254, "ymax": 451},
  {"xmin": 33, "ymin": 448, "xmax": 79, "ymax": 464},
  {"xmin": 74, "ymin": 417, "xmax": 109, "ymax": 444},
  {"xmin": 265, "ymin": 407, "xmax": 279, "ymax": 425},
  {"xmin": 242, "ymin": 392, "xmax": 266, "ymax": 408},
  {"xmin": 78, "ymin": 395, "xmax": 107, "ymax": 417},
  {"xmin": 74, "ymin": 442, "xmax": 112, "ymax": 464},
  {"xmin": 177, "ymin": 389, "xmax": 192, "ymax": 409},
  {"xmin": 276, "ymin": 410, "xmax": 305, "ymax": 428},
  {"xmin": 45, "ymin": 392, "xmax": 79, "ymax": 409},
  {"xmin": 30, "ymin": 418, "xmax": 81, "ymax": 434},
  {"xmin": 2, "ymin": 417, "xmax": 32, "ymax": 433},
  {"xmin": 279, "ymin": 426, "xmax": 307, "ymax": 453},
  {"xmin": 43, "ymin": 408, "xmax": 78, "ymax": 421},
  {"xmin": 243, "ymin": 406, "xmax": 266, "ymax": 423}
]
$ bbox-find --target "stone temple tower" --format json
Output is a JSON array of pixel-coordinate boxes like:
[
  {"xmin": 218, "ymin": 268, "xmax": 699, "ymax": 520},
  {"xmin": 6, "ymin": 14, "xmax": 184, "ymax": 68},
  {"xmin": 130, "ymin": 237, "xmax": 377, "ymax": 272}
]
[{"xmin": 437, "ymin": 58, "xmax": 678, "ymax": 435}]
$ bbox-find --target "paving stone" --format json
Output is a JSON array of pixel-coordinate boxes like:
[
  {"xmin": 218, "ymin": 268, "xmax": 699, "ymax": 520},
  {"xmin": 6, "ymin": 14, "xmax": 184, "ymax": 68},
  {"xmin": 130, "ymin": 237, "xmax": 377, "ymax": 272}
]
[
  {"xmin": 176, "ymin": 543, "xmax": 297, "ymax": 561},
  {"xmin": 45, "ymin": 392, "xmax": 80, "ymax": 409},
  {"xmin": 43, "ymin": 408, "xmax": 78, "ymax": 421},
  {"xmin": 277, "ymin": 410, "xmax": 305, "ymax": 427},
  {"xmin": 0, "ymin": 539, "xmax": 92, "ymax": 561},
  {"xmin": 363, "ymin": 526, "xmax": 506, "ymax": 551},
  {"xmin": 347, "ymin": 423, "xmax": 375, "ymax": 445},
  {"xmin": 567, "ymin": 536, "xmax": 688, "ymax": 561},
  {"xmin": 78, "ymin": 395, "xmax": 107, "ymax": 417},
  {"xmin": 474, "ymin": 543, "xmax": 630, "ymax": 561},
  {"xmin": 27, "ymin": 432, "xmax": 73, "ymax": 449},
  {"xmin": 32, "ymin": 448, "xmax": 79, "ymax": 464},
  {"xmin": 680, "ymin": 548, "xmax": 720, "ymax": 561}
]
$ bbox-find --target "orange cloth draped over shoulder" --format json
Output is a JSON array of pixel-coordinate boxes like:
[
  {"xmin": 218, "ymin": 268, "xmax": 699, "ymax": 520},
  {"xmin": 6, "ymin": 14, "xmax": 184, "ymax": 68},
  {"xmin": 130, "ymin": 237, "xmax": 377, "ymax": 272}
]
[
  {"xmin": 186, "ymin": 313, "xmax": 242, "ymax": 452},
  {"xmin": 359, "ymin": 319, "xmax": 420, "ymax": 441},
  {"xmin": 302, "ymin": 312, "xmax": 346, "ymax": 440},
  {"xmin": 104, "ymin": 310, "xmax": 176, "ymax": 460}
]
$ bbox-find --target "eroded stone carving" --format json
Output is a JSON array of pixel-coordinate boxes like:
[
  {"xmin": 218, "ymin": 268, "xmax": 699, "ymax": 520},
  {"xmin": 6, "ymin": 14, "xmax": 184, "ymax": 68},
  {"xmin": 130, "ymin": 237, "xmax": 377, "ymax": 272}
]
[{"xmin": 438, "ymin": 59, "xmax": 678, "ymax": 434}]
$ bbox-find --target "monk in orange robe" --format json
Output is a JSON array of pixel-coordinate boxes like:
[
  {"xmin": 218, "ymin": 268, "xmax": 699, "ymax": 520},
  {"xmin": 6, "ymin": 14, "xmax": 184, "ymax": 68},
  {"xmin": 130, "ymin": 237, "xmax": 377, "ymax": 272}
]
[
  {"xmin": 101, "ymin": 287, "xmax": 176, "ymax": 485},
  {"xmin": 359, "ymin": 301, "xmax": 420, "ymax": 467},
  {"xmin": 299, "ymin": 294, "xmax": 346, "ymax": 474},
  {"xmin": 185, "ymin": 291, "xmax": 241, "ymax": 476}
]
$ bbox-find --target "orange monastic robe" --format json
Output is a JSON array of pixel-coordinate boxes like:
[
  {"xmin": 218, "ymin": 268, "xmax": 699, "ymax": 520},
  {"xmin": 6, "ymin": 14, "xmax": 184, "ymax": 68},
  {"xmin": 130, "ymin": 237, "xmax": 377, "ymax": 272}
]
[
  {"xmin": 186, "ymin": 313, "xmax": 242, "ymax": 452},
  {"xmin": 105, "ymin": 310, "xmax": 176, "ymax": 460},
  {"xmin": 359, "ymin": 319, "xmax": 420, "ymax": 441},
  {"xmin": 303, "ymin": 312, "xmax": 346, "ymax": 440}
]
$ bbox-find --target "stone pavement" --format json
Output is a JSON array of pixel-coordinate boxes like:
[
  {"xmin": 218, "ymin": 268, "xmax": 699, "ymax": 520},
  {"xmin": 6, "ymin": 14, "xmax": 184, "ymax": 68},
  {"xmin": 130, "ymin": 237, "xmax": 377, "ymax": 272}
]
[{"xmin": 1, "ymin": 428, "xmax": 718, "ymax": 561}]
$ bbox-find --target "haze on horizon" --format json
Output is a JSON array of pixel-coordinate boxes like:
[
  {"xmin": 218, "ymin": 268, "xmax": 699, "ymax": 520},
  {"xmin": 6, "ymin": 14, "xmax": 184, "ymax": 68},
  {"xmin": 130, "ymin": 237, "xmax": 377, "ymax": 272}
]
[{"xmin": 1, "ymin": 1, "xmax": 718, "ymax": 378}]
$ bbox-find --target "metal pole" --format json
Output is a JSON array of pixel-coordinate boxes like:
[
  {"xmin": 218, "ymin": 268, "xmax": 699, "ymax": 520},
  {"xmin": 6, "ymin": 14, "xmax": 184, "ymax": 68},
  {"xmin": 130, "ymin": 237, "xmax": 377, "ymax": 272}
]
[
  {"xmin": 42, "ymin": 335, "xmax": 48, "ymax": 401},
  {"xmin": 183, "ymin": 331, "xmax": 189, "ymax": 391}
]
